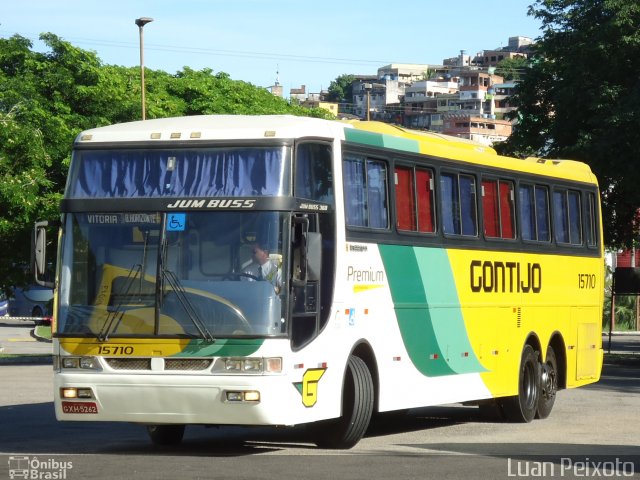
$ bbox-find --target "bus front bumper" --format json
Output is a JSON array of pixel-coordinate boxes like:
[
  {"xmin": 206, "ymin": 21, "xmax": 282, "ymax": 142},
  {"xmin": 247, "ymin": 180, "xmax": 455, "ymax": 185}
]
[{"xmin": 54, "ymin": 372, "xmax": 307, "ymax": 426}]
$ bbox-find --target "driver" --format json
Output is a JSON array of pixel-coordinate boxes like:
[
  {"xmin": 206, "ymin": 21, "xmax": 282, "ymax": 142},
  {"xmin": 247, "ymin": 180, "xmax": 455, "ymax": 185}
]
[{"xmin": 243, "ymin": 241, "xmax": 282, "ymax": 294}]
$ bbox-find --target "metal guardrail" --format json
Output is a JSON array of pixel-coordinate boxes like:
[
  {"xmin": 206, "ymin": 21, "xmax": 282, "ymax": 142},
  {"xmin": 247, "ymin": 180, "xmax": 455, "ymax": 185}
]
[{"xmin": 4, "ymin": 316, "xmax": 51, "ymax": 322}]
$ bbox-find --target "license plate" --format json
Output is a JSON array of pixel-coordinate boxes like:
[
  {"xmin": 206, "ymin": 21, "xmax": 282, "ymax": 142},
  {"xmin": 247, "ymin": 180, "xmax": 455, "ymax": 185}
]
[{"xmin": 61, "ymin": 401, "xmax": 98, "ymax": 414}]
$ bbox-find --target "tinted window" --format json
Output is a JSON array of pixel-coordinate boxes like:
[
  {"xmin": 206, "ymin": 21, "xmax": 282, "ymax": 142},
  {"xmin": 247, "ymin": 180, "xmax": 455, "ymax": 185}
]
[
  {"xmin": 585, "ymin": 192, "xmax": 598, "ymax": 247},
  {"xmin": 519, "ymin": 183, "xmax": 550, "ymax": 242},
  {"xmin": 343, "ymin": 156, "xmax": 388, "ymax": 229},
  {"xmin": 295, "ymin": 143, "xmax": 334, "ymax": 203},
  {"xmin": 441, "ymin": 172, "xmax": 477, "ymax": 236},
  {"xmin": 553, "ymin": 189, "xmax": 582, "ymax": 245}
]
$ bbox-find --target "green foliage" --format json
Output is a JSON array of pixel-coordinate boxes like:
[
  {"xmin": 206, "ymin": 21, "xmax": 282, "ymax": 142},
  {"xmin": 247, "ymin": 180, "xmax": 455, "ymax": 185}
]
[
  {"xmin": 496, "ymin": 0, "xmax": 640, "ymax": 248},
  {"xmin": 495, "ymin": 56, "xmax": 529, "ymax": 81},
  {"xmin": 0, "ymin": 32, "xmax": 333, "ymax": 290},
  {"xmin": 603, "ymin": 265, "xmax": 639, "ymax": 330},
  {"xmin": 326, "ymin": 74, "xmax": 355, "ymax": 106}
]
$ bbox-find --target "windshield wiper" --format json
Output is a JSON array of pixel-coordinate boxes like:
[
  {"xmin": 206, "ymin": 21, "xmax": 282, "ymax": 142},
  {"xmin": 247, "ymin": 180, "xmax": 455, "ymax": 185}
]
[
  {"xmin": 98, "ymin": 263, "xmax": 142, "ymax": 342},
  {"xmin": 162, "ymin": 268, "xmax": 216, "ymax": 343}
]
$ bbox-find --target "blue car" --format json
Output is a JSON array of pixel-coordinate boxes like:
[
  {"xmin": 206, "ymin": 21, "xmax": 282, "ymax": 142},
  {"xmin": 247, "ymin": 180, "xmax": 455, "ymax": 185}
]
[
  {"xmin": 0, "ymin": 292, "xmax": 8, "ymax": 317},
  {"xmin": 8, "ymin": 285, "xmax": 53, "ymax": 319}
]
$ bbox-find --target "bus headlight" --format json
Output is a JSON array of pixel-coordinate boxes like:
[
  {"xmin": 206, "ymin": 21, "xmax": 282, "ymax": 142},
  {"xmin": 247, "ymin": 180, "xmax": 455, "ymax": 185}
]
[
  {"xmin": 243, "ymin": 359, "xmax": 262, "ymax": 372},
  {"xmin": 214, "ymin": 357, "xmax": 282, "ymax": 374},
  {"xmin": 61, "ymin": 356, "xmax": 100, "ymax": 370},
  {"xmin": 62, "ymin": 357, "xmax": 79, "ymax": 369}
]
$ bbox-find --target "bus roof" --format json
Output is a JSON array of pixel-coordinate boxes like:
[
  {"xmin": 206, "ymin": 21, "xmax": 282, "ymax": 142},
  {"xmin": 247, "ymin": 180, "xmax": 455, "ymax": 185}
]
[
  {"xmin": 75, "ymin": 115, "xmax": 346, "ymax": 144},
  {"xmin": 347, "ymin": 121, "xmax": 598, "ymax": 185},
  {"xmin": 75, "ymin": 115, "xmax": 597, "ymax": 186}
]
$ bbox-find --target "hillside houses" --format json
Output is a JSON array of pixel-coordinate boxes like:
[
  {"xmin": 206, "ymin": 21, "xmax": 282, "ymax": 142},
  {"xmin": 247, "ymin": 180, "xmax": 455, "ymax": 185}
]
[{"xmin": 272, "ymin": 36, "xmax": 532, "ymax": 146}]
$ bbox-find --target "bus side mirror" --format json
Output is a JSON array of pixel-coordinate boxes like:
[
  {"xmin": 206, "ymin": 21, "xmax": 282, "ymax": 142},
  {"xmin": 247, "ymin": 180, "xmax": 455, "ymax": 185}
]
[{"xmin": 33, "ymin": 221, "xmax": 54, "ymax": 289}]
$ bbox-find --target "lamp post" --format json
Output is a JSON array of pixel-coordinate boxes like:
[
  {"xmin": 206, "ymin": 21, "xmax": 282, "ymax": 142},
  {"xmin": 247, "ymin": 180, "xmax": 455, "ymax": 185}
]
[
  {"xmin": 363, "ymin": 83, "xmax": 372, "ymax": 121},
  {"xmin": 135, "ymin": 17, "xmax": 153, "ymax": 120}
]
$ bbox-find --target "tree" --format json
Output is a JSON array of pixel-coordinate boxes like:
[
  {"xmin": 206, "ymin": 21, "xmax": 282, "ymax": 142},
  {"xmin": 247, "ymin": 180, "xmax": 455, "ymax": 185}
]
[
  {"xmin": 495, "ymin": 56, "xmax": 529, "ymax": 81},
  {"xmin": 326, "ymin": 74, "xmax": 355, "ymax": 108},
  {"xmin": 0, "ymin": 33, "xmax": 332, "ymax": 291},
  {"xmin": 496, "ymin": 0, "xmax": 640, "ymax": 248}
]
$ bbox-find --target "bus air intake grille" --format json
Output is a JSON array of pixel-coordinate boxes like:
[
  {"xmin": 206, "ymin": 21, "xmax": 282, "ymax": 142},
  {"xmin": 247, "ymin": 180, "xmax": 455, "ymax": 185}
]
[
  {"xmin": 105, "ymin": 358, "xmax": 152, "ymax": 370},
  {"xmin": 164, "ymin": 359, "xmax": 213, "ymax": 371}
]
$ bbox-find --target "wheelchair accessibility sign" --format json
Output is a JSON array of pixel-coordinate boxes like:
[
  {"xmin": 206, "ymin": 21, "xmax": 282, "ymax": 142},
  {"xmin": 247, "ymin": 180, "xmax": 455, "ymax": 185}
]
[{"xmin": 167, "ymin": 213, "xmax": 186, "ymax": 232}]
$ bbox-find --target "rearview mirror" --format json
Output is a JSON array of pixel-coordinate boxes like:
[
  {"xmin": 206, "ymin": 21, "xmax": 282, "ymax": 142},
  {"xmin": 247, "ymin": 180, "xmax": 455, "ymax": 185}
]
[{"xmin": 33, "ymin": 221, "xmax": 54, "ymax": 288}]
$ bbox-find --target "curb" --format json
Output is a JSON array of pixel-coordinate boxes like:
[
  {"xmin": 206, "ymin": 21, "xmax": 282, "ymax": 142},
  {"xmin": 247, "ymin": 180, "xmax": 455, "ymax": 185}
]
[
  {"xmin": 602, "ymin": 331, "xmax": 640, "ymax": 336},
  {"xmin": 603, "ymin": 353, "xmax": 640, "ymax": 367},
  {"xmin": 30, "ymin": 326, "xmax": 52, "ymax": 343}
]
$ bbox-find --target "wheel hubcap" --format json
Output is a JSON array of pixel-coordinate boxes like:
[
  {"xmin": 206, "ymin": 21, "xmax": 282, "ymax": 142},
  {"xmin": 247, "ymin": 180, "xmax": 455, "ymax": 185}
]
[{"xmin": 541, "ymin": 364, "xmax": 557, "ymax": 401}]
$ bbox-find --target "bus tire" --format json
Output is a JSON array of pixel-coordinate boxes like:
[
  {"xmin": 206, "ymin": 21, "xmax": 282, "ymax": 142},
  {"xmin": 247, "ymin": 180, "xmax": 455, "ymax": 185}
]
[
  {"xmin": 313, "ymin": 355, "xmax": 374, "ymax": 449},
  {"xmin": 536, "ymin": 346, "xmax": 558, "ymax": 419},
  {"xmin": 146, "ymin": 424, "xmax": 185, "ymax": 446},
  {"xmin": 498, "ymin": 344, "xmax": 540, "ymax": 423},
  {"xmin": 32, "ymin": 307, "xmax": 45, "ymax": 325}
]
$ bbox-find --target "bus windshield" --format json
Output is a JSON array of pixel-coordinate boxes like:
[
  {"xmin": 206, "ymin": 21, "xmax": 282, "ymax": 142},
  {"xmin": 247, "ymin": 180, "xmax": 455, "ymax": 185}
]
[
  {"xmin": 65, "ymin": 146, "xmax": 290, "ymax": 198},
  {"xmin": 58, "ymin": 211, "xmax": 288, "ymax": 339}
]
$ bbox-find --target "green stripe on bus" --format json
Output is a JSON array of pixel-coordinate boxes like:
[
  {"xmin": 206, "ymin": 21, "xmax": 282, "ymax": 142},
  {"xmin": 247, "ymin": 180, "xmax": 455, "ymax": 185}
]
[
  {"xmin": 379, "ymin": 244, "xmax": 453, "ymax": 376},
  {"xmin": 344, "ymin": 129, "xmax": 420, "ymax": 153},
  {"xmin": 379, "ymin": 244, "xmax": 485, "ymax": 376},
  {"xmin": 413, "ymin": 248, "xmax": 485, "ymax": 374},
  {"xmin": 345, "ymin": 129, "xmax": 385, "ymax": 148},
  {"xmin": 381, "ymin": 135, "xmax": 420, "ymax": 153},
  {"xmin": 173, "ymin": 339, "xmax": 263, "ymax": 357}
]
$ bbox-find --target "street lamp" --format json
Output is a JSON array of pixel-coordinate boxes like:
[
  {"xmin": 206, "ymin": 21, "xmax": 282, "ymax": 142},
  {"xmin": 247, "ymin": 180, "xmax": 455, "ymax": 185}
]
[
  {"xmin": 135, "ymin": 17, "xmax": 154, "ymax": 120},
  {"xmin": 363, "ymin": 83, "xmax": 372, "ymax": 121}
]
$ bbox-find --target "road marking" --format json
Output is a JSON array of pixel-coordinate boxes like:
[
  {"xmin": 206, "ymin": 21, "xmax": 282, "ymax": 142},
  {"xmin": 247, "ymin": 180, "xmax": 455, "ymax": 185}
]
[{"xmin": 7, "ymin": 338, "xmax": 37, "ymax": 343}]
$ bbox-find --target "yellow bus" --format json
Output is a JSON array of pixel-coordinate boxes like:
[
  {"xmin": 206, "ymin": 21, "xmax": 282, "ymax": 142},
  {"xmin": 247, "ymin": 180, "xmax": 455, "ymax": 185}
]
[{"xmin": 34, "ymin": 115, "xmax": 603, "ymax": 448}]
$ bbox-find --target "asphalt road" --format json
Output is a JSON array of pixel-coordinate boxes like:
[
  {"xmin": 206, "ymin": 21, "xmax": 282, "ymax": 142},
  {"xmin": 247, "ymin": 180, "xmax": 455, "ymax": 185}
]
[
  {"xmin": 0, "ymin": 357, "xmax": 638, "ymax": 480},
  {"xmin": 0, "ymin": 317, "xmax": 51, "ymax": 355}
]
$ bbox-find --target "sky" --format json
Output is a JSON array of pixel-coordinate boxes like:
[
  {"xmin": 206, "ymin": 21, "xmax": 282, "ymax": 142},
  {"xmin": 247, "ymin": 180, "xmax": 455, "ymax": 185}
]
[{"xmin": 1, "ymin": 0, "xmax": 543, "ymax": 96}]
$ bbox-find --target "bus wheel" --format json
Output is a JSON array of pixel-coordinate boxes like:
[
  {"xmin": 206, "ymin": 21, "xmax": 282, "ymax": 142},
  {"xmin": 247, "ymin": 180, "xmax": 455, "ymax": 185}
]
[
  {"xmin": 32, "ymin": 307, "xmax": 45, "ymax": 325},
  {"xmin": 498, "ymin": 344, "xmax": 540, "ymax": 423},
  {"xmin": 146, "ymin": 425, "xmax": 185, "ymax": 446},
  {"xmin": 536, "ymin": 346, "xmax": 558, "ymax": 419},
  {"xmin": 313, "ymin": 355, "xmax": 374, "ymax": 449}
]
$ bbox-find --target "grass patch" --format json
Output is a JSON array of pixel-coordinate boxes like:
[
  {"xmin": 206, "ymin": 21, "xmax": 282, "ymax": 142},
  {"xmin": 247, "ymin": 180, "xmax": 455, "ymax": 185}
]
[
  {"xmin": 35, "ymin": 324, "xmax": 52, "ymax": 340},
  {"xmin": 603, "ymin": 353, "xmax": 640, "ymax": 366}
]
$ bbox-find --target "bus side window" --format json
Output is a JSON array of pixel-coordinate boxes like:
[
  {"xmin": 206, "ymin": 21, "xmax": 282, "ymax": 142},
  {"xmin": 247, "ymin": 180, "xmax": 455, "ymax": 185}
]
[
  {"xmin": 554, "ymin": 189, "xmax": 583, "ymax": 246},
  {"xmin": 343, "ymin": 156, "xmax": 367, "ymax": 227},
  {"xmin": 395, "ymin": 166, "xmax": 416, "ymax": 231},
  {"xmin": 416, "ymin": 168, "xmax": 435, "ymax": 233},
  {"xmin": 519, "ymin": 183, "xmax": 550, "ymax": 242},
  {"xmin": 441, "ymin": 172, "xmax": 477, "ymax": 237},
  {"xmin": 535, "ymin": 185, "xmax": 550, "ymax": 242},
  {"xmin": 295, "ymin": 143, "xmax": 334, "ymax": 204},
  {"xmin": 483, "ymin": 179, "xmax": 515, "ymax": 239},
  {"xmin": 343, "ymin": 155, "xmax": 389, "ymax": 229},
  {"xmin": 585, "ymin": 192, "xmax": 598, "ymax": 247},
  {"xmin": 395, "ymin": 166, "xmax": 434, "ymax": 233}
]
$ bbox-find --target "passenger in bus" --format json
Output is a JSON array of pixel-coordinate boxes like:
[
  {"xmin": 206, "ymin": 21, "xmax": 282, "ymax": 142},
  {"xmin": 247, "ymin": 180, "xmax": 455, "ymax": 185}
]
[{"xmin": 243, "ymin": 241, "xmax": 282, "ymax": 294}]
